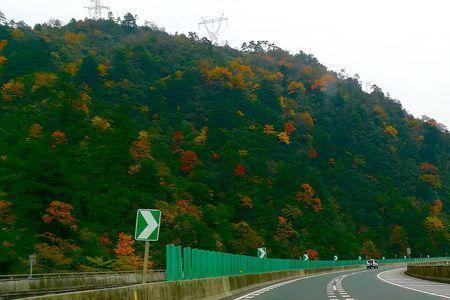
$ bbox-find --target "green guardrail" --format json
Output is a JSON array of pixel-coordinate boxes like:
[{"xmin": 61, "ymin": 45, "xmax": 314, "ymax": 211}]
[{"xmin": 165, "ymin": 244, "xmax": 448, "ymax": 281}]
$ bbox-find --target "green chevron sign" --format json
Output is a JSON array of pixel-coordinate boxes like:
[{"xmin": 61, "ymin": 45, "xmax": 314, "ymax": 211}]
[
  {"xmin": 257, "ymin": 247, "xmax": 267, "ymax": 258},
  {"xmin": 134, "ymin": 209, "xmax": 161, "ymax": 242}
]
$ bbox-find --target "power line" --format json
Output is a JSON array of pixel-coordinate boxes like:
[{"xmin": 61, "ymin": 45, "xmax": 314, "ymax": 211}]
[
  {"xmin": 84, "ymin": 0, "xmax": 110, "ymax": 20},
  {"xmin": 198, "ymin": 14, "xmax": 228, "ymax": 45}
]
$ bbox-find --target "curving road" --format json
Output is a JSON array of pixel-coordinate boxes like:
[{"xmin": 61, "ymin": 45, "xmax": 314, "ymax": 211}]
[{"xmin": 224, "ymin": 267, "xmax": 450, "ymax": 300}]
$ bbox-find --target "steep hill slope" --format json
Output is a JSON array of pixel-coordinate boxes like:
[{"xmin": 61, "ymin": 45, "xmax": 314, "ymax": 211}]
[{"xmin": 0, "ymin": 15, "xmax": 448, "ymax": 273}]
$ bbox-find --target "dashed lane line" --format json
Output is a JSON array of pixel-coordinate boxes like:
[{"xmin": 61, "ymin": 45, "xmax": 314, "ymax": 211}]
[
  {"xmin": 232, "ymin": 269, "xmax": 361, "ymax": 300},
  {"xmin": 326, "ymin": 271, "xmax": 364, "ymax": 300}
]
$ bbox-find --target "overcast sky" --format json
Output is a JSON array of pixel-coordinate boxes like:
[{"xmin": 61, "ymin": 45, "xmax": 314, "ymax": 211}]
[{"xmin": 3, "ymin": 0, "xmax": 450, "ymax": 126}]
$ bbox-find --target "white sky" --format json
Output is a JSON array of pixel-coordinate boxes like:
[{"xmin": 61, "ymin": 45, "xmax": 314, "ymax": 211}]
[{"xmin": 3, "ymin": 0, "xmax": 450, "ymax": 127}]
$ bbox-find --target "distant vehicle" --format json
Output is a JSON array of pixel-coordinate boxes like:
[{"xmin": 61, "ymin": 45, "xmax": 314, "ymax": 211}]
[{"xmin": 366, "ymin": 259, "xmax": 379, "ymax": 269}]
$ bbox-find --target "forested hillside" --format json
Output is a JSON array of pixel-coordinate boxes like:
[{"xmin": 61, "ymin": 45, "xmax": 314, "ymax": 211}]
[{"xmin": 0, "ymin": 14, "xmax": 448, "ymax": 273}]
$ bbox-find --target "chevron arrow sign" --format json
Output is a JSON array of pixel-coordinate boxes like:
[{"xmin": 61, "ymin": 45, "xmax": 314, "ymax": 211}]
[
  {"xmin": 134, "ymin": 209, "xmax": 161, "ymax": 242},
  {"xmin": 257, "ymin": 247, "xmax": 267, "ymax": 258}
]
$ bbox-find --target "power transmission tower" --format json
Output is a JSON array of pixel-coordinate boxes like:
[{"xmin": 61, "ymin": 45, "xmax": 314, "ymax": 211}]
[
  {"xmin": 198, "ymin": 14, "xmax": 228, "ymax": 45},
  {"xmin": 85, "ymin": 0, "xmax": 110, "ymax": 20}
]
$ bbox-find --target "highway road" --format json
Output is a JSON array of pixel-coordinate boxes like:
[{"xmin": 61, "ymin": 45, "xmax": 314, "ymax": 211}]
[{"xmin": 225, "ymin": 267, "xmax": 450, "ymax": 300}]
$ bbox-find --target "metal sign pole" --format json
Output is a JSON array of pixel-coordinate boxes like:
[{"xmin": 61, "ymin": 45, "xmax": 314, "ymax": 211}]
[{"xmin": 142, "ymin": 241, "xmax": 150, "ymax": 283}]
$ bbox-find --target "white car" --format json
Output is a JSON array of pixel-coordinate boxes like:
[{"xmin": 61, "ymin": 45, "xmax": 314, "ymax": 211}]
[{"xmin": 366, "ymin": 259, "xmax": 379, "ymax": 269}]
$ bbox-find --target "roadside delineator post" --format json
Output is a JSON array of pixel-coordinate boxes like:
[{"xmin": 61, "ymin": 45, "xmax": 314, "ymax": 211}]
[{"xmin": 29, "ymin": 255, "xmax": 36, "ymax": 279}]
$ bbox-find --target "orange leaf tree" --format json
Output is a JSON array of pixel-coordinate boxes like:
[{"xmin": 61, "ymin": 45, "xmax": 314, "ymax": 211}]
[{"xmin": 296, "ymin": 183, "xmax": 322, "ymax": 212}]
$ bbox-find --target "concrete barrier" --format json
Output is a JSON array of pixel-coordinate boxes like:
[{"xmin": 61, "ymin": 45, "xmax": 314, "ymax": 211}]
[
  {"xmin": 405, "ymin": 263, "xmax": 450, "ymax": 283},
  {"xmin": 0, "ymin": 272, "xmax": 164, "ymax": 298},
  {"xmin": 24, "ymin": 265, "xmax": 362, "ymax": 300}
]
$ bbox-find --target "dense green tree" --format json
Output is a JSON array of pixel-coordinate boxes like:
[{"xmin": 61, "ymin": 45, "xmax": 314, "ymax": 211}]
[{"xmin": 0, "ymin": 15, "xmax": 448, "ymax": 273}]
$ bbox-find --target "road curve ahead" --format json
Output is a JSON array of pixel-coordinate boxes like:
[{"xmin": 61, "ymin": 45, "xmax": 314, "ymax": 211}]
[{"xmin": 224, "ymin": 267, "xmax": 450, "ymax": 300}]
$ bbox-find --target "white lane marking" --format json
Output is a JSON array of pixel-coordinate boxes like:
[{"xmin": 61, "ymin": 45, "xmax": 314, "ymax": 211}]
[
  {"xmin": 377, "ymin": 269, "xmax": 450, "ymax": 299},
  {"xmin": 326, "ymin": 270, "xmax": 365, "ymax": 300},
  {"xmin": 232, "ymin": 269, "xmax": 361, "ymax": 300}
]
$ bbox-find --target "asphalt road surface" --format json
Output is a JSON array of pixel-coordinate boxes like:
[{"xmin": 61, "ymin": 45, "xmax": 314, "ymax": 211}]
[{"xmin": 224, "ymin": 267, "xmax": 450, "ymax": 300}]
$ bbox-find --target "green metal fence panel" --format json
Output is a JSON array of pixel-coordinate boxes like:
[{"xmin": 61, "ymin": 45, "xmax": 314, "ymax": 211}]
[
  {"xmin": 166, "ymin": 244, "xmax": 183, "ymax": 281},
  {"xmin": 166, "ymin": 244, "xmax": 449, "ymax": 281},
  {"xmin": 183, "ymin": 247, "xmax": 192, "ymax": 280},
  {"xmin": 166, "ymin": 244, "xmax": 174, "ymax": 281}
]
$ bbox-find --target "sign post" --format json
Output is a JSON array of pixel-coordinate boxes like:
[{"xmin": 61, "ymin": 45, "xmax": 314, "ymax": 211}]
[
  {"xmin": 406, "ymin": 247, "xmax": 411, "ymax": 258},
  {"xmin": 134, "ymin": 209, "xmax": 161, "ymax": 284},
  {"xmin": 29, "ymin": 255, "xmax": 36, "ymax": 279},
  {"xmin": 257, "ymin": 247, "xmax": 267, "ymax": 258}
]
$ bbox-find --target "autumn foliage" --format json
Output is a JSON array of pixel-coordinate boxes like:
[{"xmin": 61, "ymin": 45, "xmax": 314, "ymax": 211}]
[
  {"xmin": 2, "ymin": 17, "xmax": 450, "ymax": 273},
  {"xmin": 305, "ymin": 249, "xmax": 319, "ymax": 260},
  {"xmin": 311, "ymin": 74, "xmax": 336, "ymax": 91},
  {"xmin": 308, "ymin": 148, "xmax": 318, "ymax": 159},
  {"xmin": 65, "ymin": 32, "xmax": 86, "ymax": 44},
  {"xmin": 419, "ymin": 162, "xmax": 441, "ymax": 189},
  {"xmin": 0, "ymin": 200, "xmax": 15, "ymax": 225},
  {"xmin": 278, "ymin": 131, "xmax": 291, "ymax": 144},
  {"xmin": 1, "ymin": 80, "xmax": 24, "ymax": 101},
  {"xmin": 28, "ymin": 123, "xmax": 43, "ymax": 140},
  {"xmin": 299, "ymin": 112, "xmax": 314, "ymax": 128},
  {"xmin": 113, "ymin": 232, "xmax": 152, "ymax": 270},
  {"xmin": 73, "ymin": 92, "xmax": 92, "ymax": 114},
  {"xmin": 420, "ymin": 162, "xmax": 439, "ymax": 174},
  {"xmin": 296, "ymin": 183, "xmax": 322, "ymax": 212},
  {"xmin": 114, "ymin": 232, "xmax": 135, "ymax": 256},
  {"xmin": 32, "ymin": 72, "xmax": 57, "ymax": 91},
  {"xmin": 0, "ymin": 40, "xmax": 8, "ymax": 52},
  {"xmin": 287, "ymin": 81, "xmax": 306, "ymax": 94},
  {"xmin": 385, "ymin": 125, "xmax": 398, "ymax": 137},
  {"xmin": 42, "ymin": 201, "xmax": 77, "ymax": 231},
  {"xmin": 233, "ymin": 164, "xmax": 246, "ymax": 176},
  {"xmin": 172, "ymin": 130, "xmax": 184, "ymax": 145},
  {"xmin": 203, "ymin": 66, "xmax": 248, "ymax": 90},
  {"xmin": 284, "ymin": 122, "xmax": 296, "ymax": 134},
  {"xmin": 430, "ymin": 199, "xmax": 443, "ymax": 216},
  {"xmin": 194, "ymin": 127, "xmax": 208, "ymax": 144},
  {"xmin": 51, "ymin": 131, "xmax": 67, "ymax": 149},
  {"xmin": 130, "ymin": 131, "xmax": 153, "ymax": 162},
  {"xmin": 91, "ymin": 116, "xmax": 112, "ymax": 132},
  {"xmin": 180, "ymin": 150, "xmax": 198, "ymax": 172},
  {"xmin": 241, "ymin": 196, "xmax": 253, "ymax": 208},
  {"xmin": 264, "ymin": 124, "xmax": 276, "ymax": 135}
]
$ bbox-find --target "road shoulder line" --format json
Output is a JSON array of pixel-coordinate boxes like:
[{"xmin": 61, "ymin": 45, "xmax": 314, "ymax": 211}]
[{"xmin": 377, "ymin": 269, "xmax": 450, "ymax": 299}]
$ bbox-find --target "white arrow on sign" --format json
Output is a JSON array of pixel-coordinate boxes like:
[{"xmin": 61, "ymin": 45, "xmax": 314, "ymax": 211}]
[
  {"xmin": 303, "ymin": 254, "xmax": 309, "ymax": 261},
  {"xmin": 258, "ymin": 247, "xmax": 267, "ymax": 258},
  {"xmin": 137, "ymin": 210, "xmax": 158, "ymax": 240}
]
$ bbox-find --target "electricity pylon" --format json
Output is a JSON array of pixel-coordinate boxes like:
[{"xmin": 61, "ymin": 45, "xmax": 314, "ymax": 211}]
[
  {"xmin": 198, "ymin": 14, "xmax": 228, "ymax": 45},
  {"xmin": 85, "ymin": 0, "xmax": 110, "ymax": 20}
]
